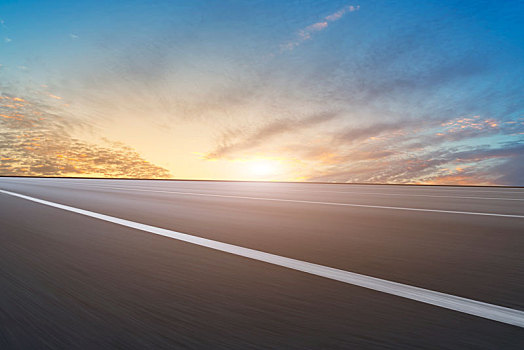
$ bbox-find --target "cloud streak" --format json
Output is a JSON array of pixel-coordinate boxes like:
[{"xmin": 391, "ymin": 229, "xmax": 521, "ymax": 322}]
[
  {"xmin": 206, "ymin": 111, "xmax": 339, "ymax": 159},
  {"xmin": 281, "ymin": 4, "xmax": 359, "ymax": 51}
]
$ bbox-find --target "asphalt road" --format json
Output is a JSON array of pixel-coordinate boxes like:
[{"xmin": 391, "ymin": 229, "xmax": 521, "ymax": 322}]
[{"xmin": 0, "ymin": 177, "xmax": 523, "ymax": 349}]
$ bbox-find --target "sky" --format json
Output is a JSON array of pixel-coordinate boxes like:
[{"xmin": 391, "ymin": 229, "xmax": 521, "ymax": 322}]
[{"xmin": 0, "ymin": 0, "xmax": 523, "ymax": 184}]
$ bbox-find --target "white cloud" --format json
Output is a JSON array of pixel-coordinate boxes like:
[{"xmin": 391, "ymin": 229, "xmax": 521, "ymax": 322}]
[
  {"xmin": 325, "ymin": 5, "xmax": 359, "ymax": 21},
  {"xmin": 281, "ymin": 4, "xmax": 359, "ymax": 51}
]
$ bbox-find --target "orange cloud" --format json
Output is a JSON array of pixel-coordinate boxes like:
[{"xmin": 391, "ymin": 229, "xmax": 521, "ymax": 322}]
[
  {"xmin": 422, "ymin": 175, "xmax": 495, "ymax": 186},
  {"xmin": 1, "ymin": 95, "xmax": 172, "ymax": 178},
  {"xmin": 440, "ymin": 115, "xmax": 500, "ymax": 134}
]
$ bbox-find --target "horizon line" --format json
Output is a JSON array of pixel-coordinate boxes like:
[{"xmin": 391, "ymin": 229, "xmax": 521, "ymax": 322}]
[{"xmin": 1, "ymin": 175, "xmax": 522, "ymax": 189}]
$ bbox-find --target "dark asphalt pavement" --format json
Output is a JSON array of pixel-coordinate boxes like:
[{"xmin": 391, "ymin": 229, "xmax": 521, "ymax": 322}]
[{"xmin": 0, "ymin": 177, "xmax": 523, "ymax": 349}]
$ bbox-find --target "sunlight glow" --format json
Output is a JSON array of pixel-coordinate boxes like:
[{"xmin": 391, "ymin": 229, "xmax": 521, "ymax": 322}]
[{"xmin": 249, "ymin": 159, "xmax": 279, "ymax": 177}]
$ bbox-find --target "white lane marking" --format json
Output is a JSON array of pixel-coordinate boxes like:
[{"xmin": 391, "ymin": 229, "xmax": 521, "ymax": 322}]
[
  {"xmin": 76, "ymin": 183, "xmax": 524, "ymax": 201},
  {"xmin": 283, "ymin": 189, "xmax": 524, "ymax": 201},
  {"xmin": 61, "ymin": 184, "xmax": 524, "ymax": 219},
  {"xmin": 4, "ymin": 177, "xmax": 524, "ymax": 195},
  {"xmin": 1, "ymin": 188, "xmax": 523, "ymax": 328}
]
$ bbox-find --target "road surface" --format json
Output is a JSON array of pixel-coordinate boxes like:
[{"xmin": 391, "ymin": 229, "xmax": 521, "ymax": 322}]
[{"xmin": 0, "ymin": 177, "xmax": 523, "ymax": 349}]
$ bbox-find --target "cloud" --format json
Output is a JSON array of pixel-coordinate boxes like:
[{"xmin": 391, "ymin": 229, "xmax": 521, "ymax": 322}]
[
  {"xmin": 206, "ymin": 107, "xmax": 524, "ymax": 184},
  {"xmin": 15, "ymin": 1, "xmax": 520, "ymax": 185},
  {"xmin": 281, "ymin": 4, "xmax": 359, "ymax": 51},
  {"xmin": 48, "ymin": 93, "xmax": 62, "ymax": 100},
  {"xmin": 69, "ymin": 33, "xmax": 79, "ymax": 39},
  {"xmin": 4, "ymin": 37, "xmax": 11, "ymax": 43},
  {"xmin": 301, "ymin": 134, "xmax": 524, "ymax": 185},
  {"xmin": 206, "ymin": 111, "xmax": 339, "ymax": 159},
  {"xmin": 495, "ymin": 152, "xmax": 524, "ymax": 185},
  {"xmin": 0, "ymin": 93, "xmax": 171, "ymax": 178},
  {"xmin": 333, "ymin": 120, "xmax": 423, "ymax": 144},
  {"xmin": 299, "ymin": 22, "xmax": 328, "ymax": 40},
  {"xmin": 325, "ymin": 5, "xmax": 359, "ymax": 21},
  {"xmin": 407, "ymin": 117, "xmax": 524, "ymax": 148}
]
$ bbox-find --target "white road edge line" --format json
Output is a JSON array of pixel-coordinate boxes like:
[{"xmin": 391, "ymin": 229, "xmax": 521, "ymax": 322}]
[
  {"xmin": 78, "ymin": 185, "xmax": 524, "ymax": 219},
  {"xmin": 1, "ymin": 188, "xmax": 523, "ymax": 328},
  {"xmin": 17, "ymin": 178, "xmax": 524, "ymax": 194},
  {"xmin": 61, "ymin": 182, "xmax": 524, "ymax": 201},
  {"xmin": 284, "ymin": 189, "xmax": 524, "ymax": 201}
]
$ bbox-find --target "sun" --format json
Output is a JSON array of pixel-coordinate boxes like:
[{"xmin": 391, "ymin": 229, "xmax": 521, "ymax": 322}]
[{"xmin": 249, "ymin": 159, "xmax": 279, "ymax": 177}]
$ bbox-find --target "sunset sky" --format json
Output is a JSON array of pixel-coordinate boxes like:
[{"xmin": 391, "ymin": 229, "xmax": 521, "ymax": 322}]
[{"xmin": 1, "ymin": 0, "xmax": 523, "ymax": 184}]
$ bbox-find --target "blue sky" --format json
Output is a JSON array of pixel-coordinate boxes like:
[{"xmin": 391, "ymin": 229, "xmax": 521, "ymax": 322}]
[{"xmin": 1, "ymin": 0, "xmax": 523, "ymax": 184}]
